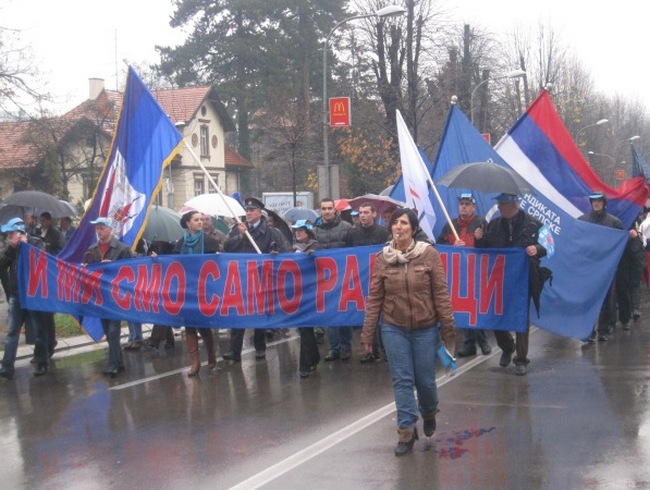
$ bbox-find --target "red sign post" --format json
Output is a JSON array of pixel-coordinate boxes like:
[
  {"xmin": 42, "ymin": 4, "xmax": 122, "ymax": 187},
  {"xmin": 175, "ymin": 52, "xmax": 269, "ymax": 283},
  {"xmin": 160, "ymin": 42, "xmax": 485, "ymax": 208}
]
[{"xmin": 329, "ymin": 97, "xmax": 351, "ymax": 127}]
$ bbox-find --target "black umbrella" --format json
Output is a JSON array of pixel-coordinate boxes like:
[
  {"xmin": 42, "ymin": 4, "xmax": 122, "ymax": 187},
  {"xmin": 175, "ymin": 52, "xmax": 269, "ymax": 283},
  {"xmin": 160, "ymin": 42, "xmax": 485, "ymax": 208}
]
[
  {"xmin": 437, "ymin": 161, "xmax": 532, "ymax": 196},
  {"xmin": 2, "ymin": 190, "xmax": 78, "ymax": 218},
  {"xmin": 142, "ymin": 206, "xmax": 184, "ymax": 243},
  {"xmin": 265, "ymin": 209, "xmax": 293, "ymax": 248}
]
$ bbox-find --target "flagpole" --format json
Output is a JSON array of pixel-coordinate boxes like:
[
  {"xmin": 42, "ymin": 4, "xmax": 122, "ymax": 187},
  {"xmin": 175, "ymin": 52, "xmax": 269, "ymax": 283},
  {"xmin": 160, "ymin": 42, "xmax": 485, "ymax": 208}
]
[
  {"xmin": 184, "ymin": 145, "xmax": 262, "ymax": 254},
  {"xmin": 423, "ymin": 166, "xmax": 460, "ymax": 243}
]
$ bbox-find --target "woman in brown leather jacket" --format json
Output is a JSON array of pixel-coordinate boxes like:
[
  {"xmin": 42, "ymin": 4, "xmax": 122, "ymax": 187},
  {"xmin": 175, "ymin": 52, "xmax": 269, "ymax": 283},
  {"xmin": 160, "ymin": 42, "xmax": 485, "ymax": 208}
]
[{"xmin": 361, "ymin": 208, "xmax": 456, "ymax": 456}]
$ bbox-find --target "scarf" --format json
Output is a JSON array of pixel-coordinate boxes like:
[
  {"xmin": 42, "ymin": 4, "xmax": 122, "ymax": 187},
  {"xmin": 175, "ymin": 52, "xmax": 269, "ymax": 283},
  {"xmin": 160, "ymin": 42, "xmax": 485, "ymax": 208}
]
[
  {"xmin": 181, "ymin": 230, "xmax": 204, "ymax": 255},
  {"xmin": 382, "ymin": 239, "xmax": 429, "ymax": 264}
]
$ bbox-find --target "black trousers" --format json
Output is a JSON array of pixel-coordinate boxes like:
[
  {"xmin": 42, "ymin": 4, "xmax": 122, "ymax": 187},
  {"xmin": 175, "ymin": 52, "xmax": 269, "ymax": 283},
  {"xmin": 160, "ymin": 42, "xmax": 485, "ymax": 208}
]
[
  {"xmin": 299, "ymin": 327, "xmax": 320, "ymax": 371},
  {"xmin": 229, "ymin": 329, "xmax": 266, "ymax": 355}
]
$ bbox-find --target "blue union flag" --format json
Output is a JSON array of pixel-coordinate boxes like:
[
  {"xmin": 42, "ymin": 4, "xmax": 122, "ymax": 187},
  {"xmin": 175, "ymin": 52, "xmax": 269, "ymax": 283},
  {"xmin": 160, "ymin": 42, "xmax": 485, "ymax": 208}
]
[{"xmin": 58, "ymin": 66, "xmax": 184, "ymax": 264}]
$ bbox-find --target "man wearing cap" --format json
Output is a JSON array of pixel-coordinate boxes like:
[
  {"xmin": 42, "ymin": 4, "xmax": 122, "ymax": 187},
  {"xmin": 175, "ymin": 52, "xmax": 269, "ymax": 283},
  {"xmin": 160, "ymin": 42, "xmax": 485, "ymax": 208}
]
[
  {"xmin": 313, "ymin": 197, "xmax": 354, "ymax": 361},
  {"xmin": 345, "ymin": 203, "xmax": 390, "ymax": 363},
  {"xmin": 474, "ymin": 193, "xmax": 546, "ymax": 376},
  {"xmin": 437, "ymin": 193, "xmax": 491, "ymax": 357},
  {"xmin": 222, "ymin": 196, "xmax": 290, "ymax": 362},
  {"xmin": 578, "ymin": 192, "xmax": 627, "ymax": 341},
  {"xmin": 83, "ymin": 217, "xmax": 135, "ymax": 377},
  {"xmin": 0, "ymin": 218, "xmax": 50, "ymax": 378}
]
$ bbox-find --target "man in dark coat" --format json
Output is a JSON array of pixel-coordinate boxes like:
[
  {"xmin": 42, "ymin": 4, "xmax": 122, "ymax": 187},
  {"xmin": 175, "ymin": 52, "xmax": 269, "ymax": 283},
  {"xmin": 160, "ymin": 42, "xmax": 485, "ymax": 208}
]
[
  {"xmin": 222, "ymin": 197, "xmax": 290, "ymax": 362},
  {"xmin": 313, "ymin": 198, "xmax": 353, "ymax": 361},
  {"xmin": 578, "ymin": 192, "xmax": 626, "ymax": 341},
  {"xmin": 475, "ymin": 193, "xmax": 546, "ymax": 376},
  {"xmin": 346, "ymin": 202, "xmax": 390, "ymax": 363},
  {"xmin": 84, "ymin": 217, "xmax": 135, "ymax": 377},
  {"xmin": 0, "ymin": 218, "xmax": 50, "ymax": 378}
]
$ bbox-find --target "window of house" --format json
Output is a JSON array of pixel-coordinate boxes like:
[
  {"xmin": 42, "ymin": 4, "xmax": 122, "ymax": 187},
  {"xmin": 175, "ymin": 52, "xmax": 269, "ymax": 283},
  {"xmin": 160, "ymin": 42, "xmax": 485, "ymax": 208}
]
[
  {"xmin": 200, "ymin": 125, "xmax": 210, "ymax": 157},
  {"xmin": 194, "ymin": 176, "xmax": 205, "ymax": 196}
]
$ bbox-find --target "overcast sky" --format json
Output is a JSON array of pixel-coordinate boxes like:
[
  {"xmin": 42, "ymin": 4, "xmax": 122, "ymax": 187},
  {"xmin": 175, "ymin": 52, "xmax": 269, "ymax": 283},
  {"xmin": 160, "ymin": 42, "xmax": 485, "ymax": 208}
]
[{"xmin": 2, "ymin": 0, "xmax": 648, "ymax": 116}]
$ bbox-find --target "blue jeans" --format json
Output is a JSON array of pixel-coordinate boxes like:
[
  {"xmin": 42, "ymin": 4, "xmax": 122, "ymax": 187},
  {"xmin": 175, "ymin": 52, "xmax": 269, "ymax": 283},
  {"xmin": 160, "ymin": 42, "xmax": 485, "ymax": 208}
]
[
  {"xmin": 127, "ymin": 321, "xmax": 143, "ymax": 342},
  {"xmin": 101, "ymin": 319, "xmax": 124, "ymax": 370},
  {"xmin": 2, "ymin": 295, "xmax": 47, "ymax": 373},
  {"xmin": 380, "ymin": 322, "xmax": 440, "ymax": 429},
  {"xmin": 327, "ymin": 326, "xmax": 352, "ymax": 353}
]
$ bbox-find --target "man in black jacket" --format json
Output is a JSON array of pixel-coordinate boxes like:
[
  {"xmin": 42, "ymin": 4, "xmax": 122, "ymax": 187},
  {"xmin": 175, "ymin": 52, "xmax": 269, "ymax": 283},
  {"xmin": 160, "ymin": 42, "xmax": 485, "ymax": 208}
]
[
  {"xmin": 0, "ymin": 218, "xmax": 49, "ymax": 378},
  {"xmin": 578, "ymin": 192, "xmax": 626, "ymax": 341},
  {"xmin": 475, "ymin": 193, "xmax": 546, "ymax": 376},
  {"xmin": 84, "ymin": 217, "xmax": 135, "ymax": 377},
  {"xmin": 313, "ymin": 198, "xmax": 353, "ymax": 361},
  {"xmin": 346, "ymin": 203, "xmax": 390, "ymax": 363},
  {"xmin": 222, "ymin": 197, "xmax": 290, "ymax": 362}
]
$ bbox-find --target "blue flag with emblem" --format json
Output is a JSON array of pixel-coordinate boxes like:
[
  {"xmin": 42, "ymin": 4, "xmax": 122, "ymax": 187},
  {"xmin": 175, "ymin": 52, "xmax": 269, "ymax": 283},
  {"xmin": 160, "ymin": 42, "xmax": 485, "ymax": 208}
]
[{"xmin": 57, "ymin": 66, "xmax": 184, "ymax": 340}]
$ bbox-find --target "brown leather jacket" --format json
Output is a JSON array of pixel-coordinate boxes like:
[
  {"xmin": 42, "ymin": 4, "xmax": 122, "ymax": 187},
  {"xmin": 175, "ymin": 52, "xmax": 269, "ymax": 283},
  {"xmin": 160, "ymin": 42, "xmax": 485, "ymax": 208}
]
[{"xmin": 361, "ymin": 244, "xmax": 456, "ymax": 345}]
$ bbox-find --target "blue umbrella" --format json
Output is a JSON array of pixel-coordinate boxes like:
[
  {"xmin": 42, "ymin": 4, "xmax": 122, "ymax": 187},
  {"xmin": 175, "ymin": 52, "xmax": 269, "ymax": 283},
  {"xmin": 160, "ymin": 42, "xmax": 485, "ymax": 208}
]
[{"xmin": 283, "ymin": 207, "xmax": 319, "ymax": 223}]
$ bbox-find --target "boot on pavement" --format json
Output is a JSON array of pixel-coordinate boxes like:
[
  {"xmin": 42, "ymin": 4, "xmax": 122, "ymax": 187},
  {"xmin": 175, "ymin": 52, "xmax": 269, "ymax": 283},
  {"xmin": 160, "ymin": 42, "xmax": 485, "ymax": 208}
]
[
  {"xmin": 201, "ymin": 329, "xmax": 217, "ymax": 369},
  {"xmin": 186, "ymin": 330, "xmax": 201, "ymax": 377}
]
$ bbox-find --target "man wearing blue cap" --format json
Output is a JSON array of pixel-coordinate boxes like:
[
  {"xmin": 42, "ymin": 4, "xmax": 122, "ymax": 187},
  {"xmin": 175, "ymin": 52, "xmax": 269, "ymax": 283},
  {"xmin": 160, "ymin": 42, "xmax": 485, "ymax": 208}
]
[
  {"xmin": 437, "ymin": 193, "xmax": 490, "ymax": 357},
  {"xmin": 578, "ymin": 192, "xmax": 626, "ymax": 341},
  {"xmin": 475, "ymin": 193, "xmax": 546, "ymax": 376},
  {"xmin": 84, "ymin": 217, "xmax": 135, "ymax": 377},
  {"xmin": 0, "ymin": 218, "xmax": 50, "ymax": 378}
]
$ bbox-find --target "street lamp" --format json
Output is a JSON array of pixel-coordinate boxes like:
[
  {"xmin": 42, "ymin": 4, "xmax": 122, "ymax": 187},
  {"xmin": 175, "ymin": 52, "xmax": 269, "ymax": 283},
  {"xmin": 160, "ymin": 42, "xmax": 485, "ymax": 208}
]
[
  {"xmin": 575, "ymin": 118, "xmax": 608, "ymax": 143},
  {"xmin": 588, "ymin": 150, "xmax": 615, "ymax": 182},
  {"xmin": 321, "ymin": 5, "xmax": 406, "ymax": 200},
  {"xmin": 470, "ymin": 69, "xmax": 526, "ymax": 126}
]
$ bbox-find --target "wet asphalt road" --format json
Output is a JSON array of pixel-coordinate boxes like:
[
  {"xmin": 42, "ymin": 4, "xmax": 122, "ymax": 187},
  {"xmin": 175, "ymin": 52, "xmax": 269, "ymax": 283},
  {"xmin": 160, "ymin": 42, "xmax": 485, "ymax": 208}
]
[{"xmin": 1, "ymin": 302, "xmax": 650, "ymax": 489}]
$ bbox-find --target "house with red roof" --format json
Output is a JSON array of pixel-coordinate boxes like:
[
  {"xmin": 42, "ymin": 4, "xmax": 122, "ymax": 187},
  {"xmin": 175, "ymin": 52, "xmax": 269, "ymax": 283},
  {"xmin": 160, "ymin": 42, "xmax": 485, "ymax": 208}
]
[{"xmin": 0, "ymin": 77, "xmax": 252, "ymax": 213}]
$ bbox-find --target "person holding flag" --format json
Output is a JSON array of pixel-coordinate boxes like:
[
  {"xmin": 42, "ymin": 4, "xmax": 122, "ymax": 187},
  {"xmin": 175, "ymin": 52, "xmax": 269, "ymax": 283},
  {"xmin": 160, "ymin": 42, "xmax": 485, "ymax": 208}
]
[
  {"xmin": 578, "ymin": 192, "xmax": 626, "ymax": 341},
  {"xmin": 83, "ymin": 218, "xmax": 135, "ymax": 377},
  {"xmin": 474, "ymin": 193, "xmax": 547, "ymax": 376},
  {"xmin": 437, "ymin": 192, "xmax": 491, "ymax": 357}
]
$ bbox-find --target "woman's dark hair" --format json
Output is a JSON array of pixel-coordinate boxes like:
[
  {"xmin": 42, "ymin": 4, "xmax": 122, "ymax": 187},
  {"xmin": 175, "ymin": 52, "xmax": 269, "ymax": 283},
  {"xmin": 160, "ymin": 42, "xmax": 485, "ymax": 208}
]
[
  {"xmin": 389, "ymin": 208, "xmax": 420, "ymax": 237},
  {"xmin": 180, "ymin": 210, "xmax": 201, "ymax": 229}
]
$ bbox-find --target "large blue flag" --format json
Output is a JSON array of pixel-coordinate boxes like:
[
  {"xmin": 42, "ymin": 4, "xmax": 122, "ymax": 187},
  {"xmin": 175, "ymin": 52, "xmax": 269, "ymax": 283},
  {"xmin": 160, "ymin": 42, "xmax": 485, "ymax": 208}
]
[
  {"xmin": 390, "ymin": 95, "xmax": 632, "ymax": 339},
  {"xmin": 58, "ymin": 66, "xmax": 184, "ymax": 264},
  {"xmin": 391, "ymin": 103, "xmax": 507, "ymax": 238},
  {"xmin": 57, "ymin": 66, "xmax": 184, "ymax": 341}
]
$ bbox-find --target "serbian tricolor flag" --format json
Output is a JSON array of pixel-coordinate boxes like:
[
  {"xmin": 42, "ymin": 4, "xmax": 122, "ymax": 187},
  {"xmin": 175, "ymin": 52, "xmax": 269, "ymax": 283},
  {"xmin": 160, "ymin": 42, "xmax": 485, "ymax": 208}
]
[
  {"xmin": 495, "ymin": 90, "xmax": 648, "ymax": 228},
  {"xmin": 58, "ymin": 66, "xmax": 184, "ymax": 264},
  {"xmin": 496, "ymin": 89, "xmax": 635, "ymax": 339}
]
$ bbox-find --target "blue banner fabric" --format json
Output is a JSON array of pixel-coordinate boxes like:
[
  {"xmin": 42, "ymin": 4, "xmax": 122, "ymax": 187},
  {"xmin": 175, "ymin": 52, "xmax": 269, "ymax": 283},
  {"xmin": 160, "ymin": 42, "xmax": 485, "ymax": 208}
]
[{"xmin": 19, "ymin": 244, "xmax": 529, "ymax": 335}]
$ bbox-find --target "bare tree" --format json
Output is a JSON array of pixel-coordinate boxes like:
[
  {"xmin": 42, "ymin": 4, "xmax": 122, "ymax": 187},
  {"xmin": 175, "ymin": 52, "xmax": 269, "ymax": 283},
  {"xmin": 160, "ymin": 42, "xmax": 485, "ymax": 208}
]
[{"xmin": 0, "ymin": 24, "xmax": 48, "ymax": 117}]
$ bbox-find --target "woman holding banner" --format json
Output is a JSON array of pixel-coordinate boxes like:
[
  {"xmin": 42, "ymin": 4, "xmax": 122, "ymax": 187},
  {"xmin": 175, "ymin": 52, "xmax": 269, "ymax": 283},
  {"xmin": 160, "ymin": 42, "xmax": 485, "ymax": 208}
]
[
  {"xmin": 174, "ymin": 210, "xmax": 222, "ymax": 376},
  {"xmin": 361, "ymin": 208, "xmax": 456, "ymax": 456}
]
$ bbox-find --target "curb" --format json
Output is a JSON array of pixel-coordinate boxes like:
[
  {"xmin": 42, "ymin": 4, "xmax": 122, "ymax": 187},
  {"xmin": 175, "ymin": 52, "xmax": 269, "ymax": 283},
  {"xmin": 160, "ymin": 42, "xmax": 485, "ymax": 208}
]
[{"xmin": 11, "ymin": 325, "xmax": 154, "ymax": 361}]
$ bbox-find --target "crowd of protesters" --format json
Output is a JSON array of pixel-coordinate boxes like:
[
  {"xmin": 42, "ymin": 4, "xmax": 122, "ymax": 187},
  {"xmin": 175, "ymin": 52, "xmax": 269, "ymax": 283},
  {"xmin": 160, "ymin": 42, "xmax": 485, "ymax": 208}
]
[{"xmin": 0, "ymin": 191, "xmax": 647, "ymax": 456}]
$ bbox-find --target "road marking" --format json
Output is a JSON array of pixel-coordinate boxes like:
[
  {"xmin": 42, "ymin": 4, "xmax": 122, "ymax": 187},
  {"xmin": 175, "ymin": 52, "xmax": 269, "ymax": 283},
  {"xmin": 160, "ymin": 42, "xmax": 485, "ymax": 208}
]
[{"xmin": 226, "ymin": 351, "xmax": 495, "ymax": 490}]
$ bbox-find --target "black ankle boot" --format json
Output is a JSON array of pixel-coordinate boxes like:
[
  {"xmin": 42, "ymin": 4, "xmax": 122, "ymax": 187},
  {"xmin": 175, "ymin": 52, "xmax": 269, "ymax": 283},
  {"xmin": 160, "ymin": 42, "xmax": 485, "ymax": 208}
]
[
  {"xmin": 394, "ymin": 427, "xmax": 418, "ymax": 456},
  {"xmin": 422, "ymin": 409, "xmax": 439, "ymax": 437}
]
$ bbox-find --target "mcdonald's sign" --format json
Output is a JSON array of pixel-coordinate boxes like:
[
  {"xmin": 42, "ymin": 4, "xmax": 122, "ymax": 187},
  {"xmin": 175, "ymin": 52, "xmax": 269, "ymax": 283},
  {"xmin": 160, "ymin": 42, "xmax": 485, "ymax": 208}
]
[{"xmin": 329, "ymin": 97, "xmax": 351, "ymax": 127}]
